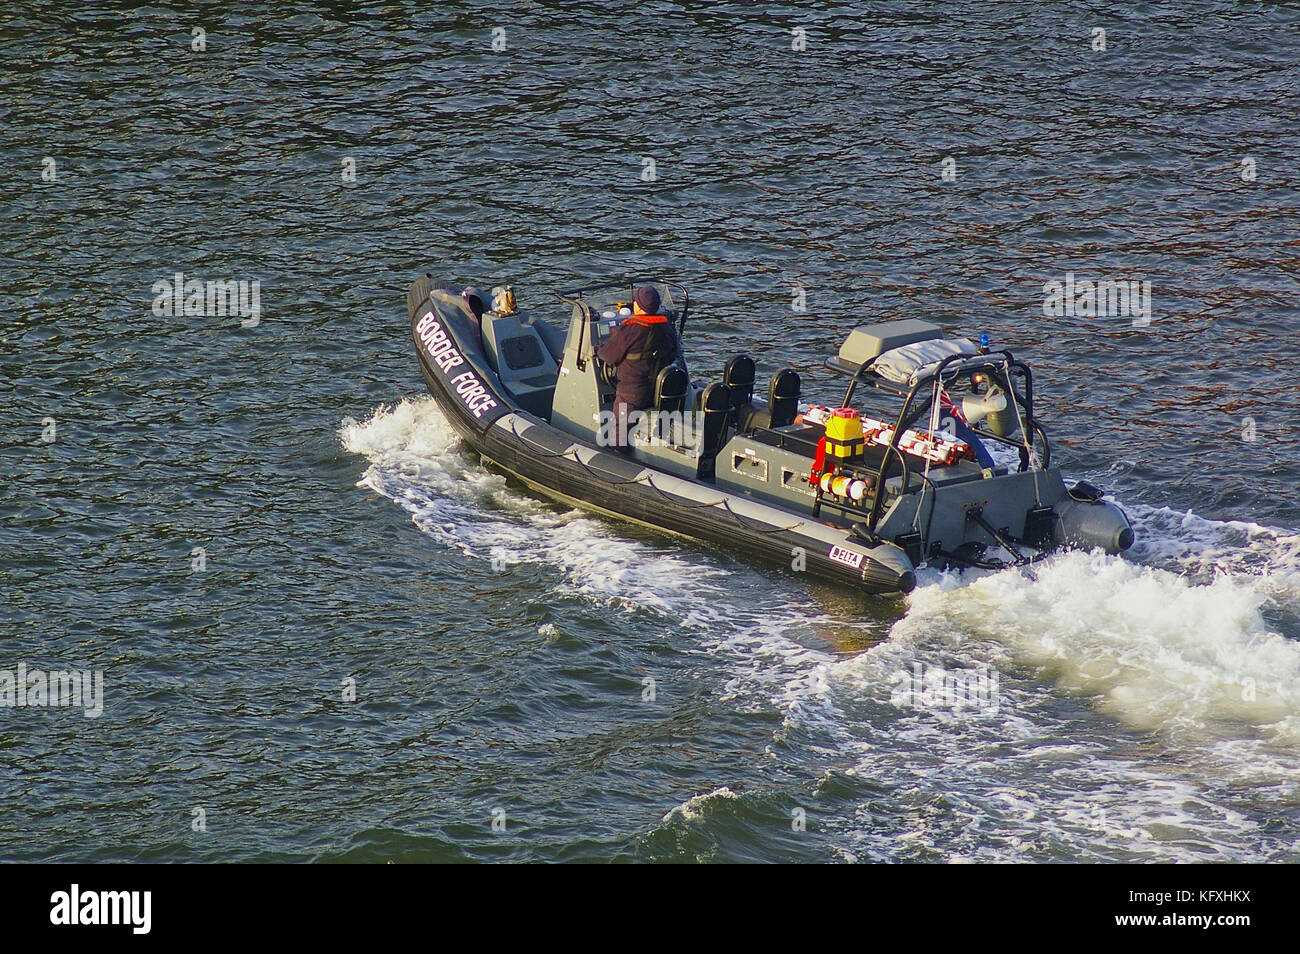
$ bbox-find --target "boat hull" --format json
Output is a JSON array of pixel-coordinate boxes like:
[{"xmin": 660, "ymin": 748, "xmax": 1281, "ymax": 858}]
[{"xmin": 408, "ymin": 276, "xmax": 917, "ymax": 595}]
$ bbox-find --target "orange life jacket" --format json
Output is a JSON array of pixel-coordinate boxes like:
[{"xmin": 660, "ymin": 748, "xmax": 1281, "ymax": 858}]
[{"xmin": 625, "ymin": 313, "xmax": 669, "ymax": 327}]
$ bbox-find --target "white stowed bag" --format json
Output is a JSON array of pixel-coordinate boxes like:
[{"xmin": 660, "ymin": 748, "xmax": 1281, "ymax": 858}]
[{"xmin": 871, "ymin": 337, "xmax": 977, "ymax": 385}]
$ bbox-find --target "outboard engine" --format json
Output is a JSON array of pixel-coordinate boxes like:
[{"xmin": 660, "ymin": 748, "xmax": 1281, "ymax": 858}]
[{"xmin": 1053, "ymin": 482, "xmax": 1134, "ymax": 554}]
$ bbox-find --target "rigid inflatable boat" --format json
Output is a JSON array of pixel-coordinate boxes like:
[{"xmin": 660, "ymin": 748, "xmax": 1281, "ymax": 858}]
[{"xmin": 407, "ymin": 275, "xmax": 1134, "ymax": 596}]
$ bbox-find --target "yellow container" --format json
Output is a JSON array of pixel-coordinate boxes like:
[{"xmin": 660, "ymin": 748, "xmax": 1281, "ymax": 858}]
[{"xmin": 824, "ymin": 408, "xmax": 865, "ymax": 459}]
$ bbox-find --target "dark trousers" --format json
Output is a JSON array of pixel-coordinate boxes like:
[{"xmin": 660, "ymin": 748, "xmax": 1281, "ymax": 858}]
[{"xmin": 612, "ymin": 397, "xmax": 650, "ymax": 451}]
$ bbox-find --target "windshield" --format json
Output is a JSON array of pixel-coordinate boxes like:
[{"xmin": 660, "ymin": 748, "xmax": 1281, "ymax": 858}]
[{"xmin": 573, "ymin": 281, "xmax": 682, "ymax": 318}]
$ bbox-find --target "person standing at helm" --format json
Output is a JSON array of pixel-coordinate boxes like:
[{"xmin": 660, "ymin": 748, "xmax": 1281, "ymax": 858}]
[{"xmin": 597, "ymin": 285, "xmax": 678, "ymax": 452}]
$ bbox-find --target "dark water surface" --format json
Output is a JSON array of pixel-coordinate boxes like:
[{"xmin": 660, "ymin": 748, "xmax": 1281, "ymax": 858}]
[{"xmin": 3, "ymin": 2, "xmax": 1299, "ymax": 862}]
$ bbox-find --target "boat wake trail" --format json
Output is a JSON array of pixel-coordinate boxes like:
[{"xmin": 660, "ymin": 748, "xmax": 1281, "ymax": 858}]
[
  {"xmin": 822, "ymin": 493, "xmax": 1300, "ymax": 861},
  {"xmin": 340, "ymin": 398, "xmax": 870, "ymax": 698},
  {"xmin": 340, "ymin": 398, "xmax": 736, "ymax": 618},
  {"xmin": 343, "ymin": 398, "xmax": 1300, "ymax": 861},
  {"xmin": 889, "ymin": 547, "xmax": 1300, "ymax": 742}
]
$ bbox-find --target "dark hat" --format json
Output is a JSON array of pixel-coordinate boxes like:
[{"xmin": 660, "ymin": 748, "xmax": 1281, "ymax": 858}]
[
  {"xmin": 462, "ymin": 286, "xmax": 485, "ymax": 319},
  {"xmin": 633, "ymin": 285, "xmax": 660, "ymax": 314}
]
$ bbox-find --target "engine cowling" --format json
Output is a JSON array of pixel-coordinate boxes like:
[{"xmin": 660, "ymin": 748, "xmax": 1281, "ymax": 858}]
[{"xmin": 1054, "ymin": 497, "xmax": 1135, "ymax": 554}]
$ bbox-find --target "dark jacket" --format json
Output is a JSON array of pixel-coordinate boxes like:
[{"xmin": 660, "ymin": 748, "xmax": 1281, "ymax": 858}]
[{"xmin": 597, "ymin": 313, "xmax": 678, "ymax": 409}]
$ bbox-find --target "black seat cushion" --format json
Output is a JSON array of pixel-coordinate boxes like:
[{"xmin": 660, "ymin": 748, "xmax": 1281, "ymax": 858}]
[
  {"xmin": 655, "ymin": 365, "xmax": 689, "ymax": 415},
  {"xmin": 767, "ymin": 368, "xmax": 801, "ymax": 428},
  {"xmin": 723, "ymin": 355, "xmax": 756, "ymax": 413},
  {"xmin": 699, "ymin": 381, "xmax": 733, "ymax": 465}
]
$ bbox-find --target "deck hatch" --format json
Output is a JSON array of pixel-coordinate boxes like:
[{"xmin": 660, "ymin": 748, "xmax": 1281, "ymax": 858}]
[{"xmin": 731, "ymin": 453, "xmax": 769, "ymax": 481}]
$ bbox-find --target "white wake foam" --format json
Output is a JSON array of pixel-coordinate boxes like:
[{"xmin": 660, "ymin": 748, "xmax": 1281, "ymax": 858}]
[
  {"xmin": 340, "ymin": 399, "xmax": 737, "ymax": 618},
  {"xmin": 343, "ymin": 397, "xmax": 1300, "ymax": 860},
  {"xmin": 884, "ymin": 550, "xmax": 1300, "ymax": 742},
  {"xmin": 342, "ymin": 398, "xmax": 1300, "ymax": 744}
]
